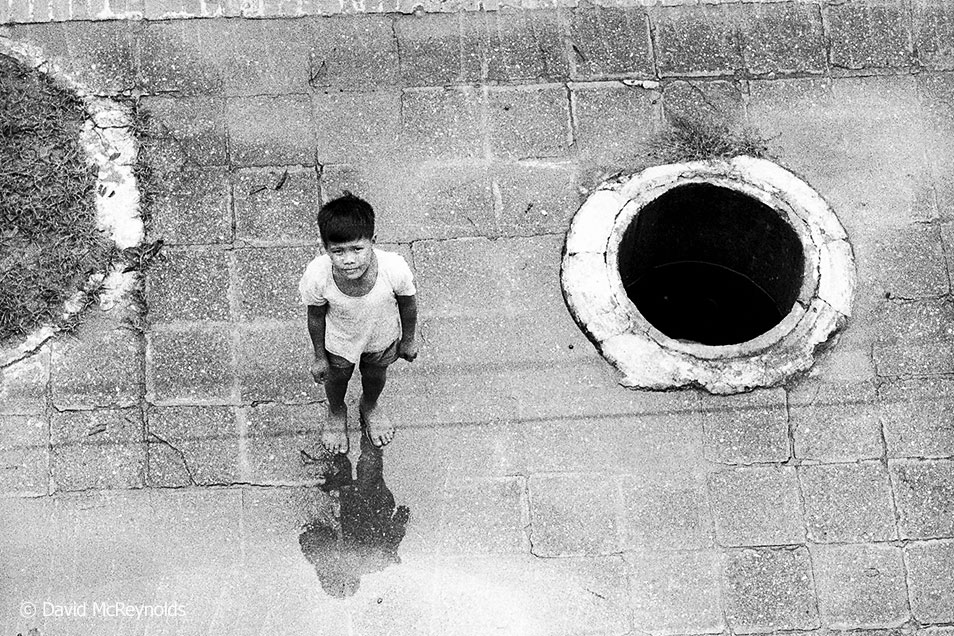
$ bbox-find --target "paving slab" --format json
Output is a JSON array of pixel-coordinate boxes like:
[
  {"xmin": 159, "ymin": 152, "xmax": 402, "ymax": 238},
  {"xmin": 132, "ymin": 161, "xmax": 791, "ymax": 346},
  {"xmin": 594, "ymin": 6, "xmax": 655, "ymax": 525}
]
[
  {"xmin": 811, "ymin": 543, "xmax": 909, "ymax": 629},
  {"xmin": 145, "ymin": 325, "xmax": 237, "ymax": 405},
  {"xmin": 386, "ymin": 356, "xmax": 702, "ymax": 433},
  {"xmin": 146, "ymin": 405, "xmax": 240, "ymax": 486},
  {"xmin": 880, "ymin": 377, "xmax": 954, "ymax": 458},
  {"xmin": 235, "ymin": 246, "xmax": 315, "ymax": 321},
  {"xmin": 825, "ymin": 0, "xmax": 913, "ymax": 70},
  {"xmin": 137, "ymin": 136, "xmax": 191, "ymax": 180},
  {"xmin": 413, "ymin": 235, "xmax": 564, "ymax": 319},
  {"xmin": 487, "ymin": 85, "xmax": 571, "ymax": 160},
  {"xmin": 393, "ymin": 13, "xmax": 483, "ymax": 87},
  {"xmin": 483, "ymin": 10, "xmax": 568, "ymax": 82},
  {"xmin": 491, "ymin": 160, "xmax": 583, "ymax": 236},
  {"xmin": 242, "ymin": 403, "xmax": 325, "ymax": 485},
  {"xmin": 865, "ymin": 224, "xmax": 949, "ymax": 298},
  {"xmin": 873, "ymin": 298, "xmax": 954, "ymax": 376},
  {"xmin": 139, "ymin": 96, "xmax": 228, "ymax": 168},
  {"xmin": 310, "ymin": 16, "xmax": 400, "ymax": 91},
  {"xmin": 918, "ymin": 73, "xmax": 954, "ymax": 216},
  {"xmin": 700, "ymin": 388, "xmax": 789, "ymax": 465},
  {"xmin": 915, "ymin": 1, "xmax": 954, "ymax": 70},
  {"xmin": 49, "ymin": 309, "xmax": 142, "ymax": 411},
  {"xmin": 627, "ymin": 549, "xmax": 725, "ymax": 635},
  {"xmin": 146, "ymin": 247, "xmax": 232, "ymax": 323},
  {"xmin": 236, "ymin": 322, "xmax": 315, "ymax": 403},
  {"xmin": 804, "ymin": 316, "xmax": 878, "ymax": 383},
  {"xmin": 147, "ymin": 167, "xmax": 233, "ymax": 245},
  {"xmin": 0, "ymin": 350, "xmax": 49, "ymax": 416},
  {"xmin": 906, "ymin": 539, "xmax": 954, "ymax": 623},
  {"xmin": 653, "ymin": 4, "xmax": 744, "ymax": 77},
  {"xmin": 143, "ymin": 0, "xmax": 218, "ymax": 19},
  {"xmin": 400, "ymin": 87, "xmax": 484, "ymax": 160},
  {"xmin": 241, "ymin": 485, "xmax": 335, "ymax": 569},
  {"xmin": 402, "ymin": 476, "xmax": 528, "ymax": 557},
  {"xmin": 50, "ymin": 408, "xmax": 145, "ymax": 492},
  {"xmin": 430, "ymin": 555, "xmax": 631, "ymax": 635},
  {"xmin": 890, "ymin": 459, "xmax": 954, "ymax": 539},
  {"xmin": 217, "ymin": 19, "xmax": 313, "ymax": 96},
  {"xmin": 740, "ymin": 2, "xmax": 826, "ymax": 75},
  {"xmin": 789, "ymin": 380, "xmax": 883, "ymax": 462},
  {"xmin": 748, "ymin": 75, "xmax": 933, "ymax": 236},
  {"xmin": 799, "ymin": 462, "xmax": 897, "ymax": 543},
  {"xmin": 568, "ymin": 6, "xmax": 653, "ymax": 80},
  {"xmin": 386, "ymin": 407, "xmax": 702, "ymax": 488},
  {"xmin": 8, "ymin": 21, "xmax": 137, "ymax": 94},
  {"xmin": 226, "ymin": 96, "xmax": 316, "ymax": 167},
  {"xmin": 0, "ymin": 414, "xmax": 49, "ymax": 496},
  {"xmin": 137, "ymin": 20, "xmax": 228, "ymax": 95},
  {"xmin": 708, "ymin": 466, "xmax": 805, "ymax": 547},
  {"xmin": 527, "ymin": 473, "xmax": 619, "ymax": 557},
  {"xmin": 661, "ymin": 78, "xmax": 745, "ymax": 128},
  {"xmin": 570, "ymin": 81, "xmax": 660, "ymax": 168},
  {"xmin": 322, "ymin": 160, "xmax": 496, "ymax": 241},
  {"xmin": 415, "ymin": 310, "xmax": 591, "ymax": 371},
  {"xmin": 0, "ymin": 504, "xmax": 628, "ymax": 635},
  {"xmin": 313, "ymin": 91, "xmax": 402, "ymax": 164},
  {"xmin": 619, "ymin": 471, "xmax": 712, "ymax": 551},
  {"xmin": 723, "ymin": 547, "xmax": 819, "ymax": 633},
  {"xmin": 233, "ymin": 168, "xmax": 321, "ymax": 246}
]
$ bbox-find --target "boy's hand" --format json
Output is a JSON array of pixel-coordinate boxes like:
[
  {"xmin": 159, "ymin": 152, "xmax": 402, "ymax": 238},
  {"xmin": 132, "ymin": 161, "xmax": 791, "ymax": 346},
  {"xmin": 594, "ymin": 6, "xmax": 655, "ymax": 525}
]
[
  {"xmin": 398, "ymin": 338, "xmax": 419, "ymax": 362},
  {"xmin": 310, "ymin": 355, "xmax": 330, "ymax": 383}
]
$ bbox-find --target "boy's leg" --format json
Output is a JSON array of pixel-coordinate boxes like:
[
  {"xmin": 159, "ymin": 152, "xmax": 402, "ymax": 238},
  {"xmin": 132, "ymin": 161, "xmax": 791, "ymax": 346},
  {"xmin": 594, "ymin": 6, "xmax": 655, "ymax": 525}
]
[
  {"xmin": 323, "ymin": 357, "xmax": 354, "ymax": 454},
  {"xmin": 358, "ymin": 341, "xmax": 399, "ymax": 448},
  {"xmin": 358, "ymin": 362, "xmax": 393, "ymax": 447}
]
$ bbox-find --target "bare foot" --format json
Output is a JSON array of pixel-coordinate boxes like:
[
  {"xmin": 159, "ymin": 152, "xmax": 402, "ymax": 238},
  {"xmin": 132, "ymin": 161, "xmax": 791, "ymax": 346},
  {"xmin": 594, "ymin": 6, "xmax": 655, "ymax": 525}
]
[
  {"xmin": 360, "ymin": 398, "xmax": 394, "ymax": 448},
  {"xmin": 322, "ymin": 405, "xmax": 349, "ymax": 454}
]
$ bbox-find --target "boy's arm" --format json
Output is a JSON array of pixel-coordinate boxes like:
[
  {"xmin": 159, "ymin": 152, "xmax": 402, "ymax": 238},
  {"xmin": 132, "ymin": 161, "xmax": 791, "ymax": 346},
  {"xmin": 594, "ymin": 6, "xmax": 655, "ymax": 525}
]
[
  {"xmin": 307, "ymin": 304, "xmax": 330, "ymax": 382},
  {"xmin": 396, "ymin": 294, "xmax": 418, "ymax": 362}
]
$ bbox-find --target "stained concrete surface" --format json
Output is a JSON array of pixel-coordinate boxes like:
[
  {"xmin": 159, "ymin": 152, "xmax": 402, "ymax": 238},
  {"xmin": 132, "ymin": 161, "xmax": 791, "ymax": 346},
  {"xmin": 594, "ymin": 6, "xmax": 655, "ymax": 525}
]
[{"xmin": 2, "ymin": 1, "xmax": 954, "ymax": 634}]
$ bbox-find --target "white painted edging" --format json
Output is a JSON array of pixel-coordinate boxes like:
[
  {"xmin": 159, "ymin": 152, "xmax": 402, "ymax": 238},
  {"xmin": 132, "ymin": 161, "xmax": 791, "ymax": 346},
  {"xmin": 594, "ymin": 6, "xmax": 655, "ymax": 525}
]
[
  {"xmin": 0, "ymin": 37, "xmax": 143, "ymax": 367},
  {"xmin": 561, "ymin": 156, "xmax": 856, "ymax": 395}
]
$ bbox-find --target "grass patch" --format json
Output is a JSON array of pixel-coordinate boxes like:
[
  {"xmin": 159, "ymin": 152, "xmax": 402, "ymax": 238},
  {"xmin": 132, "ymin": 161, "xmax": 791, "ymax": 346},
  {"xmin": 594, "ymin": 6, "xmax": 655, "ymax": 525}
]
[
  {"xmin": 649, "ymin": 114, "xmax": 770, "ymax": 164},
  {"xmin": 0, "ymin": 54, "xmax": 110, "ymax": 343}
]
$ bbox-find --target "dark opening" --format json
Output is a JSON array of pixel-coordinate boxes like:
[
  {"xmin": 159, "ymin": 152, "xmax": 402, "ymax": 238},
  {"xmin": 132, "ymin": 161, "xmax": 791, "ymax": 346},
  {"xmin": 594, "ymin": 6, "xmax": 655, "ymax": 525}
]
[{"xmin": 619, "ymin": 183, "xmax": 804, "ymax": 346}]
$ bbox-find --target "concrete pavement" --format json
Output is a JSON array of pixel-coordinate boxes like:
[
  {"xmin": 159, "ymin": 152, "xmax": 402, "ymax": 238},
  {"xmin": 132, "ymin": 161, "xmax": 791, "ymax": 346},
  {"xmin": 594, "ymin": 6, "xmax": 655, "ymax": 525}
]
[{"xmin": 2, "ymin": 1, "xmax": 954, "ymax": 634}]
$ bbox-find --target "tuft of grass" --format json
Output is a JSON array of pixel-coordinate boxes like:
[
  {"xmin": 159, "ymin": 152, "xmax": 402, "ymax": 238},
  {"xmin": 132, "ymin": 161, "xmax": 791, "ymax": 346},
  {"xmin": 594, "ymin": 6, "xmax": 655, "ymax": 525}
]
[
  {"xmin": 119, "ymin": 97, "xmax": 163, "ymax": 334},
  {"xmin": 0, "ymin": 54, "xmax": 110, "ymax": 343},
  {"xmin": 649, "ymin": 114, "xmax": 770, "ymax": 164}
]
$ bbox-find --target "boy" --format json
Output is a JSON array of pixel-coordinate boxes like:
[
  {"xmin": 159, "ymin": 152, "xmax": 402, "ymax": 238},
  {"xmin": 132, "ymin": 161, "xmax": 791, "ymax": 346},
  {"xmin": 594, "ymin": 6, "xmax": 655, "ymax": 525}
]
[{"xmin": 299, "ymin": 193, "xmax": 418, "ymax": 453}]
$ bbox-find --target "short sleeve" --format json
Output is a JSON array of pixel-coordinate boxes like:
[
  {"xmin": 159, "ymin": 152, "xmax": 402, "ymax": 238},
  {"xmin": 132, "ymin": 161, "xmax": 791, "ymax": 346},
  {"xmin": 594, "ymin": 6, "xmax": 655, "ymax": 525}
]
[
  {"xmin": 389, "ymin": 254, "xmax": 416, "ymax": 296},
  {"xmin": 299, "ymin": 258, "xmax": 329, "ymax": 306}
]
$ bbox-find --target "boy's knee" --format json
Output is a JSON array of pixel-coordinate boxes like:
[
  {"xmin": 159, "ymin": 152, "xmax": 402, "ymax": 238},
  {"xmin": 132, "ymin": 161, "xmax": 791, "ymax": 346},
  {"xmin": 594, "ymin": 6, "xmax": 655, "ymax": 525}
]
[
  {"xmin": 358, "ymin": 360, "xmax": 389, "ymax": 378},
  {"xmin": 327, "ymin": 363, "xmax": 355, "ymax": 381}
]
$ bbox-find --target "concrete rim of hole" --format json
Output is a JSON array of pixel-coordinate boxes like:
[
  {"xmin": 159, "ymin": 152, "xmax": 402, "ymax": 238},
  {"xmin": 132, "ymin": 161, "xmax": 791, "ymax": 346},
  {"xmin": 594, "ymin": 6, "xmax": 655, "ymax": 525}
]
[
  {"xmin": 0, "ymin": 36, "xmax": 143, "ymax": 367},
  {"xmin": 561, "ymin": 155, "xmax": 856, "ymax": 395}
]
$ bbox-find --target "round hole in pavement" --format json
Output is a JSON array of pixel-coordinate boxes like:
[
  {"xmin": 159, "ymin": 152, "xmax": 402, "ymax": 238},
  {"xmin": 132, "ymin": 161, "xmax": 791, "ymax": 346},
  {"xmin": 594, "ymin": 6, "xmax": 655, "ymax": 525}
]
[
  {"xmin": 561, "ymin": 156, "xmax": 856, "ymax": 394},
  {"xmin": 618, "ymin": 183, "xmax": 805, "ymax": 346}
]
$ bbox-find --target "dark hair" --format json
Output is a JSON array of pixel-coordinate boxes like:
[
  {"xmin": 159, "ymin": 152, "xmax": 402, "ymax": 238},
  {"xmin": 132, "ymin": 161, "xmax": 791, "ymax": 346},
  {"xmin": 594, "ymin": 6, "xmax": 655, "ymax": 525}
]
[{"xmin": 317, "ymin": 192, "xmax": 375, "ymax": 246}]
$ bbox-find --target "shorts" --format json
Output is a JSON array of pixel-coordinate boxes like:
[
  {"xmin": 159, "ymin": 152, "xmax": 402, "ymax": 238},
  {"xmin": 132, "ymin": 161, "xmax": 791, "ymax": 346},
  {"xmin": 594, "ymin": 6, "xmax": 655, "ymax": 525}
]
[{"xmin": 325, "ymin": 339, "xmax": 399, "ymax": 369}]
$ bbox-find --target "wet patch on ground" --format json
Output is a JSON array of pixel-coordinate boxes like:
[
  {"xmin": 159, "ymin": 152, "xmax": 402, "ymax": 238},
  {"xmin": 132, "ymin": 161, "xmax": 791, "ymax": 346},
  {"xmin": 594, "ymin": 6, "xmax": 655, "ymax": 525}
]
[{"xmin": 300, "ymin": 434, "xmax": 410, "ymax": 598}]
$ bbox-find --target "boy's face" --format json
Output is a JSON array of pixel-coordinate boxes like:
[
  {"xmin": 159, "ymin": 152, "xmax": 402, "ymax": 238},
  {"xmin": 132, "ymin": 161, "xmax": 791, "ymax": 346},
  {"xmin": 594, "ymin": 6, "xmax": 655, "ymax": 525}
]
[{"xmin": 326, "ymin": 238, "xmax": 374, "ymax": 280}]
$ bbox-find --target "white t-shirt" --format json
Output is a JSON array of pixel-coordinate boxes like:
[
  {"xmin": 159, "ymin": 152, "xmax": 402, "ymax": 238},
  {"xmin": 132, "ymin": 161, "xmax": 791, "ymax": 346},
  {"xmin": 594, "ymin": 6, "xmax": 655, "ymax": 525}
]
[{"xmin": 298, "ymin": 249, "xmax": 416, "ymax": 364}]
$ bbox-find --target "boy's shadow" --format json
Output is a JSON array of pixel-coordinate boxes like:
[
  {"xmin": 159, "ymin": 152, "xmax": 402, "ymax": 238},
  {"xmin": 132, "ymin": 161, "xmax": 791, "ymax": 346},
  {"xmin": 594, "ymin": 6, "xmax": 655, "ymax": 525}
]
[{"xmin": 298, "ymin": 433, "xmax": 410, "ymax": 598}]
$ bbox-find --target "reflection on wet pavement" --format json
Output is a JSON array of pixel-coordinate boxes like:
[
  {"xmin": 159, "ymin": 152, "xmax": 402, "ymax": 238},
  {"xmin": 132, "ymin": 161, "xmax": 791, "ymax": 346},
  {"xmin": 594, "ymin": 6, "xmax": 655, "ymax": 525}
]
[{"xmin": 299, "ymin": 434, "xmax": 410, "ymax": 598}]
